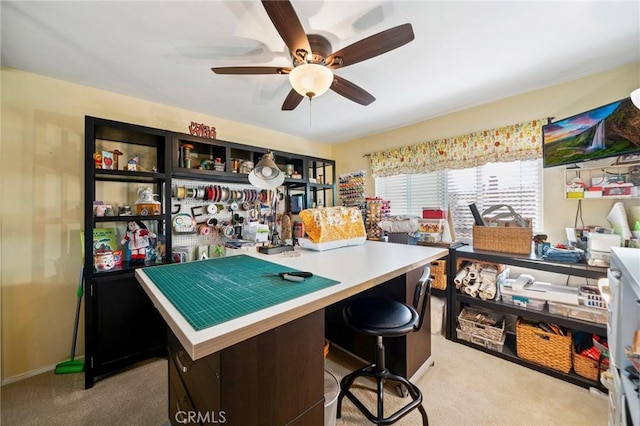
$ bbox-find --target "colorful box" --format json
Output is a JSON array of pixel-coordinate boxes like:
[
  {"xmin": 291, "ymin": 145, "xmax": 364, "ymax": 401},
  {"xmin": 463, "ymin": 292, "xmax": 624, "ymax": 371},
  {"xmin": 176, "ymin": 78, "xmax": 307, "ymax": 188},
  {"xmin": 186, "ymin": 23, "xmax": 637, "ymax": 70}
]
[
  {"xmin": 603, "ymin": 183, "xmax": 632, "ymax": 197},
  {"xmin": 584, "ymin": 187, "xmax": 602, "ymax": 198},
  {"xmin": 422, "ymin": 208, "xmax": 446, "ymax": 219},
  {"xmin": 567, "ymin": 192, "xmax": 584, "ymax": 199}
]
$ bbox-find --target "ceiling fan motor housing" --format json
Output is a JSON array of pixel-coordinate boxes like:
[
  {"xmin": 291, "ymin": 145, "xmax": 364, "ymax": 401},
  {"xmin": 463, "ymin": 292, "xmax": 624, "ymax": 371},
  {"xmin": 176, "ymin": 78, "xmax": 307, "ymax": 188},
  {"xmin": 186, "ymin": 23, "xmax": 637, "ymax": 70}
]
[{"xmin": 294, "ymin": 34, "xmax": 332, "ymax": 66}]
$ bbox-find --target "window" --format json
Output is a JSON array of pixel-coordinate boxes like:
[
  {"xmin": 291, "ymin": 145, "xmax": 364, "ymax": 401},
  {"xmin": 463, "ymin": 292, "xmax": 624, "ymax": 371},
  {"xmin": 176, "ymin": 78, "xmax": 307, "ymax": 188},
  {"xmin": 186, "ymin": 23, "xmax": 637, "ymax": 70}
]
[
  {"xmin": 375, "ymin": 159, "xmax": 543, "ymax": 241},
  {"xmin": 374, "ymin": 173, "xmax": 446, "ymax": 216}
]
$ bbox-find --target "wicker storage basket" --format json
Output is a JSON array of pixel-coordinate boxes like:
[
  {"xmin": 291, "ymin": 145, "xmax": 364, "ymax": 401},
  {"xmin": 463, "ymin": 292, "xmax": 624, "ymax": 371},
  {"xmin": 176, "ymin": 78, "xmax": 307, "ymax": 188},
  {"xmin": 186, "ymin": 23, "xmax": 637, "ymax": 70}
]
[
  {"xmin": 430, "ymin": 259, "xmax": 446, "ymax": 276},
  {"xmin": 572, "ymin": 345, "xmax": 607, "ymax": 381},
  {"xmin": 516, "ymin": 319, "xmax": 572, "ymax": 373},
  {"xmin": 473, "ymin": 225, "xmax": 532, "ymax": 255},
  {"xmin": 431, "ymin": 273, "xmax": 447, "ymax": 290},
  {"xmin": 458, "ymin": 308, "xmax": 505, "ymax": 341}
]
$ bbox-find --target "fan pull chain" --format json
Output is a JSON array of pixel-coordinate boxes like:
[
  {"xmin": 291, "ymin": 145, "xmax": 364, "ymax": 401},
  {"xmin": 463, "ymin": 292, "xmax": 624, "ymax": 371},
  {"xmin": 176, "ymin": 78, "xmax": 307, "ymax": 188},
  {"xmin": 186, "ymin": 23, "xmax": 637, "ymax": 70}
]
[{"xmin": 309, "ymin": 97, "xmax": 313, "ymax": 127}]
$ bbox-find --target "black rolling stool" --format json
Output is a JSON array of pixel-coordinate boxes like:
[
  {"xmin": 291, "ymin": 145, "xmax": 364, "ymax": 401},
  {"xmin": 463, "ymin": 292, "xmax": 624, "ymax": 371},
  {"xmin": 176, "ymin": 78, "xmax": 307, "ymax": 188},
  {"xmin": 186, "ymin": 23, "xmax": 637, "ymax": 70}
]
[{"xmin": 336, "ymin": 266, "xmax": 432, "ymax": 425}]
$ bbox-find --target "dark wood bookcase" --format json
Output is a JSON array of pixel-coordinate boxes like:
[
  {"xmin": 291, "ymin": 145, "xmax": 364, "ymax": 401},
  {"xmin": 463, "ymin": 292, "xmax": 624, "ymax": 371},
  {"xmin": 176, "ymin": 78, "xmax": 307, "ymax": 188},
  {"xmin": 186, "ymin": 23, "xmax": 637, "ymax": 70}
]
[{"xmin": 83, "ymin": 116, "xmax": 336, "ymax": 388}]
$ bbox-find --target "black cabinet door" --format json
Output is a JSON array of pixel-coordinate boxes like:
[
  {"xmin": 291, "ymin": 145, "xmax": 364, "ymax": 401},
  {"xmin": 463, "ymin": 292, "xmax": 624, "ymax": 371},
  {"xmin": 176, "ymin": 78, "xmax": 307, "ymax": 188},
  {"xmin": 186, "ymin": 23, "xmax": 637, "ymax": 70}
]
[{"xmin": 86, "ymin": 274, "xmax": 166, "ymax": 387}]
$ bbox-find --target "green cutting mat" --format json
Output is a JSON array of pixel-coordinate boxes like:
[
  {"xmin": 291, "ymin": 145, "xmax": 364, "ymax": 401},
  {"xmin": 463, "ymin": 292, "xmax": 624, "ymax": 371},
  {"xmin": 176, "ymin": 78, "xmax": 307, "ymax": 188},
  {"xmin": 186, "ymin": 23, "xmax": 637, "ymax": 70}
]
[{"xmin": 143, "ymin": 254, "xmax": 340, "ymax": 331}]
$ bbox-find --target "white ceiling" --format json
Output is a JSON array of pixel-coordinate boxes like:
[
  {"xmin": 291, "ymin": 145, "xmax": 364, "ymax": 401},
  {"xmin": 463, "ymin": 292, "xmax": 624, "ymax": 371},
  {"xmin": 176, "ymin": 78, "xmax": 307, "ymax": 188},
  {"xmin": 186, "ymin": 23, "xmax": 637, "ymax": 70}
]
[{"xmin": 2, "ymin": 1, "xmax": 639, "ymax": 144}]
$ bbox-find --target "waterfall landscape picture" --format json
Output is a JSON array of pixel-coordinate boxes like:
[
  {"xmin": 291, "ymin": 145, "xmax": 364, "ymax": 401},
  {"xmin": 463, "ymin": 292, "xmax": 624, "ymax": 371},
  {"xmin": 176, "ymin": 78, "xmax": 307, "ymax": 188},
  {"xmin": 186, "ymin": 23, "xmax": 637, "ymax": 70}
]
[{"xmin": 543, "ymin": 98, "xmax": 640, "ymax": 167}]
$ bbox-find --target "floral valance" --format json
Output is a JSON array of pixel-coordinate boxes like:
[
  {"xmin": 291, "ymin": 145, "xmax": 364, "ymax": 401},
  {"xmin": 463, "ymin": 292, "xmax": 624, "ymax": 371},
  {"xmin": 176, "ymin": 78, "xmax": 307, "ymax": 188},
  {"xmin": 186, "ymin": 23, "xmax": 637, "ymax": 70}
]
[{"xmin": 370, "ymin": 118, "xmax": 545, "ymax": 178}]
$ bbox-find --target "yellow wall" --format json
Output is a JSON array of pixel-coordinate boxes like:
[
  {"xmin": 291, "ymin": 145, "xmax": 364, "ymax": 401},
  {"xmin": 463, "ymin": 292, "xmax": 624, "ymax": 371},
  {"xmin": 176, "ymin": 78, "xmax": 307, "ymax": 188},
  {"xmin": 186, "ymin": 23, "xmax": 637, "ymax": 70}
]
[
  {"xmin": 2, "ymin": 62, "xmax": 640, "ymax": 381},
  {"xmin": 0, "ymin": 68, "xmax": 332, "ymax": 381},
  {"xmin": 334, "ymin": 62, "xmax": 640, "ymax": 243}
]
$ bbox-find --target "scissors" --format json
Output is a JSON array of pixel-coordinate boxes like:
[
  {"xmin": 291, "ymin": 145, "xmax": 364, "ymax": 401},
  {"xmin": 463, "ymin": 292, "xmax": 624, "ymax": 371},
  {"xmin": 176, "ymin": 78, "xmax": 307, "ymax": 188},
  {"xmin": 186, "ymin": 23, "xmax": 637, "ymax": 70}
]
[{"xmin": 262, "ymin": 271, "xmax": 313, "ymax": 282}]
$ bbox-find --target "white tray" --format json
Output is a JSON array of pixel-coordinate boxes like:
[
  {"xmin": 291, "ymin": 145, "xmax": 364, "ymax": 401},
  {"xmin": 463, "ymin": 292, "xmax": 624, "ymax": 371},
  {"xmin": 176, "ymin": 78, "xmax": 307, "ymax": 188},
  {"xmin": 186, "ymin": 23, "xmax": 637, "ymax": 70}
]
[{"xmin": 298, "ymin": 237, "xmax": 366, "ymax": 251}]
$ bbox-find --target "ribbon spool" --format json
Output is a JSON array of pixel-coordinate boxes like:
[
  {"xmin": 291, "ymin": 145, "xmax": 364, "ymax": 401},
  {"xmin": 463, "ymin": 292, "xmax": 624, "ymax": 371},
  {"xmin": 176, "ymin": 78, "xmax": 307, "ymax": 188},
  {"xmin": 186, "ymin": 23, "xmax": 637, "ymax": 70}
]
[
  {"xmin": 176, "ymin": 186, "xmax": 186, "ymax": 200},
  {"xmin": 198, "ymin": 224, "xmax": 211, "ymax": 236}
]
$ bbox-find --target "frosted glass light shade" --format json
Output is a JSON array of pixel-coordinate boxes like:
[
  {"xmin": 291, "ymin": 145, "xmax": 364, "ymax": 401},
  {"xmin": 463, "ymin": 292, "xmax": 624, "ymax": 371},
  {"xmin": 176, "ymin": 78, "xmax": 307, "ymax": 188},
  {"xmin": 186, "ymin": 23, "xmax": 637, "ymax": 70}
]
[
  {"xmin": 248, "ymin": 151, "xmax": 284, "ymax": 190},
  {"xmin": 631, "ymin": 88, "xmax": 640, "ymax": 109},
  {"xmin": 288, "ymin": 64, "xmax": 334, "ymax": 99}
]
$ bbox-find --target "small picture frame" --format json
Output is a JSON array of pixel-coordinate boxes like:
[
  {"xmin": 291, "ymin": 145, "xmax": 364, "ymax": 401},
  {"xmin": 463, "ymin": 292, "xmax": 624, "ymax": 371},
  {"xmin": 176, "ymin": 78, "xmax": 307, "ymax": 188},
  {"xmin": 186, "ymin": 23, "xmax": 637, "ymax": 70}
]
[{"xmin": 101, "ymin": 151, "xmax": 114, "ymax": 169}]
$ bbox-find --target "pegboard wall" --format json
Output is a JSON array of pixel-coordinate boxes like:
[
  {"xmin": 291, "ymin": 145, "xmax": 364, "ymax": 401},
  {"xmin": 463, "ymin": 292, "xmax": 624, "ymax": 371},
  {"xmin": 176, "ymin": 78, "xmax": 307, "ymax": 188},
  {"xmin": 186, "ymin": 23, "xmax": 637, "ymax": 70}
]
[{"xmin": 171, "ymin": 179, "xmax": 283, "ymax": 260}]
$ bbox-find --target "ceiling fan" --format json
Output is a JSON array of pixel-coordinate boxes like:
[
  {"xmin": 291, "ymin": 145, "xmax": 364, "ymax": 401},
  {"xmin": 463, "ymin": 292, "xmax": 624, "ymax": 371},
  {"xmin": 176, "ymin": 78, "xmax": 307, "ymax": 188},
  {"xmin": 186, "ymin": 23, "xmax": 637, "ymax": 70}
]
[{"xmin": 212, "ymin": 0, "xmax": 415, "ymax": 111}]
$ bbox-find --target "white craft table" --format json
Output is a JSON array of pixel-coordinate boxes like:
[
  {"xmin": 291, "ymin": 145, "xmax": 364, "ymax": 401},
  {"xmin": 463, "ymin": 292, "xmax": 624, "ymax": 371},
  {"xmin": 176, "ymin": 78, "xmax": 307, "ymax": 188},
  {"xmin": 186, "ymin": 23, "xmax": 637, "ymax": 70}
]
[{"xmin": 136, "ymin": 241, "xmax": 447, "ymax": 425}]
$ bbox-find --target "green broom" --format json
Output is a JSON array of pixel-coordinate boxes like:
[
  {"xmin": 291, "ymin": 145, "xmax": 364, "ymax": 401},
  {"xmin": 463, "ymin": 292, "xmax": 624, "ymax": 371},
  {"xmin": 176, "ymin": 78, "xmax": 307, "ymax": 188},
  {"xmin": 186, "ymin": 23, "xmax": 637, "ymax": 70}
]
[{"xmin": 55, "ymin": 265, "xmax": 85, "ymax": 374}]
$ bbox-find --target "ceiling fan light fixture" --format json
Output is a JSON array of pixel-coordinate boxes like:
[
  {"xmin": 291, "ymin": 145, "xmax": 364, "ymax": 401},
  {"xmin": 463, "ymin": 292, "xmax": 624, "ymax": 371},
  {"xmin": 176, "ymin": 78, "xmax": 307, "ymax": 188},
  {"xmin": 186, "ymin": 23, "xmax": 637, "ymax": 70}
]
[
  {"xmin": 631, "ymin": 88, "xmax": 640, "ymax": 109},
  {"xmin": 288, "ymin": 63, "xmax": 334, "ymax": 99}
]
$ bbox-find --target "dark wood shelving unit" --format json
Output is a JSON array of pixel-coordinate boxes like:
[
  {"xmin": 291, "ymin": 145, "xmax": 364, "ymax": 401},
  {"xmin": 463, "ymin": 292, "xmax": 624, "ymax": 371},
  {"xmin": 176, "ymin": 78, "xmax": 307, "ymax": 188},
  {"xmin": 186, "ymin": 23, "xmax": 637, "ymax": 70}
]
[
  {"xmin": 84, "ymin": 116, "xmax": 171, "ymax": 389},
  {"xmin": 448, "ymin": 244, "xmax": 608, "ymax": 390},
  {"xmin": 84, "ymin": 116, "xmax": 337, "ymax": 389},
  {"xmin": 456, "ymin": 332, "xmax": 603, "ymax": 389}
]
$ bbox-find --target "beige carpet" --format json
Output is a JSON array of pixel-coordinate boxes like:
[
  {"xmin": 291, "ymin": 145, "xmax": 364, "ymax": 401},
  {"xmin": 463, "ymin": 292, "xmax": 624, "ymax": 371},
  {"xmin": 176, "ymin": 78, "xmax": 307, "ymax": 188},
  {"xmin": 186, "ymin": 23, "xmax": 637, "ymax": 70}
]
[
  {"xmin": 328, "ymin": 335, "xmax": 608, "ymax": 426},
  {"xmin": 1, "ymin": 334, "xmax": 607, "ymax": 426}
]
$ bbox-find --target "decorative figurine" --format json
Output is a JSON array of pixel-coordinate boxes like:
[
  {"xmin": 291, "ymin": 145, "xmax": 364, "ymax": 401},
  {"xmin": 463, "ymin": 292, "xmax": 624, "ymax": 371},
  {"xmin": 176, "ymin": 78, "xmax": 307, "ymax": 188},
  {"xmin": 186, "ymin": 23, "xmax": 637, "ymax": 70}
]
[
  {"xmin": 93, "ymin": 152, "xmax": 102, "ymax": 169},
  {"xmin": 135, "ymin": 187, "xmax": 161, "ymax": 215},
  {"xmin": 121, "ymin": 220, "xmax": 156, "ymax": 263},
  {"xmin": 127, "ymin": 154, "xmax": 139, "ymax": 171},
  {"xmin": 94, "ymin": 250, "xmax": 116, "ymax": 271}
]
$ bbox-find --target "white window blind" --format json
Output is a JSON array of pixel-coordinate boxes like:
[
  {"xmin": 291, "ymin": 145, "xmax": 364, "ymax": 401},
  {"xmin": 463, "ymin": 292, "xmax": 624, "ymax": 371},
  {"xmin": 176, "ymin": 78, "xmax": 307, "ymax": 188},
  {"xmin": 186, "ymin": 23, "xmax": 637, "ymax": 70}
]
[
  {"xmin": 375, "ymin": 173, "xmax": 446, "ymax": 217},
  {"xmin": 375, "ymin": 159, "xmax": 543, "ymax": 241},
  {"xmin": 448, "ymin": 159, "xmax": 543, "ymax": 241}
]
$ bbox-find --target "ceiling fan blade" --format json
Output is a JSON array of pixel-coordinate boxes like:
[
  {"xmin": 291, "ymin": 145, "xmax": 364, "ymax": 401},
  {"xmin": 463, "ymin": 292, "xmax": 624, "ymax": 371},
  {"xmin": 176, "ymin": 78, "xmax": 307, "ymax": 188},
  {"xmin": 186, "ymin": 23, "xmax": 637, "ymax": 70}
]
[
  {"xmin": 326, "ymin": 23, "xmax": 414, "ymax": 70},
  {"xmin": 330, "ymin": 75, "xmax": 375, "ymax": 106},
  {"xmin": 212, "ymin": 66, "xmax": 290, "ymax": 75},
  {"xmin": 262, "ymin": 0, "xmax": 311, "ymax": 61},
  {"xmin": 282, "ymin": 89, "xmax": 304, "ymax": 110}
]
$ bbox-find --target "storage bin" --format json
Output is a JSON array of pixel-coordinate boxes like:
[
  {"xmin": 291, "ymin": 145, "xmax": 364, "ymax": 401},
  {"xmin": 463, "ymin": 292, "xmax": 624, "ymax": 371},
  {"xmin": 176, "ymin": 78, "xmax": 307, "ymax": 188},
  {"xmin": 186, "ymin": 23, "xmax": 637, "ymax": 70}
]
[
  {"xmin": 429, "ymin": 259, "xmax": 446, "ymax": 276},
  {"xmin": 515, "ymin": 319, "xmax": 572, "ymax": 373},
  {"xmin": 472, "ymin": 225, "xmax": 532, "ymax": 255},
  {"xmin": 548, "ymin": 301, "xmax": 608, "ymax": 324},
  {"xmin": 501, "ymin": 294, "xmax": 546, "ymax": 311},
  {"xmin": 432, "ymin": 273, "xmax": 447, "ymax": 290},
  {"xmin": 324, "ymin": 371, "xmax": 339, "ymax": 426},
  {"xmin": 456, "ymin": 327, "xmax": 506, "ymax": 353},
  {"xmin": 572, "ymin": 345, "xmax": 607, "ymax": 381},
  {"xmin": 578, "ymin": 285, "xmax": 607, "ymax": 310},
  {"xmin": 457, "ymin": 308, "xmax": 505, "ymax": 342}
]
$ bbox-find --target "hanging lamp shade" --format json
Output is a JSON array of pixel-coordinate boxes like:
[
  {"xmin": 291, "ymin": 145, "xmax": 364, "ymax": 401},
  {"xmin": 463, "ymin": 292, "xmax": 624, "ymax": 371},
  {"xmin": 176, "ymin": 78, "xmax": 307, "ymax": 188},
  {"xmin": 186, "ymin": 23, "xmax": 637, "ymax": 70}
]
[
  {"xmin": 631, "ymin": 88, "xmax": 640, "ymax": 109},
  {"xmin": 248, "ymin": 151, "xmax": 284, "ymax": 190}
]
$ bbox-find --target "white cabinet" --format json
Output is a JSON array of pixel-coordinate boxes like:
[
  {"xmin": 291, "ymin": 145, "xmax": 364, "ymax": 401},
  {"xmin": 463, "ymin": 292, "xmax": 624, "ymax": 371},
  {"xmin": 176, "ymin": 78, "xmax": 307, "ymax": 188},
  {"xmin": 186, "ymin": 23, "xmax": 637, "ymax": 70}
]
[{"xmin": 607, "ymin": 247, "xmax": 640, "ymax": 426}]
